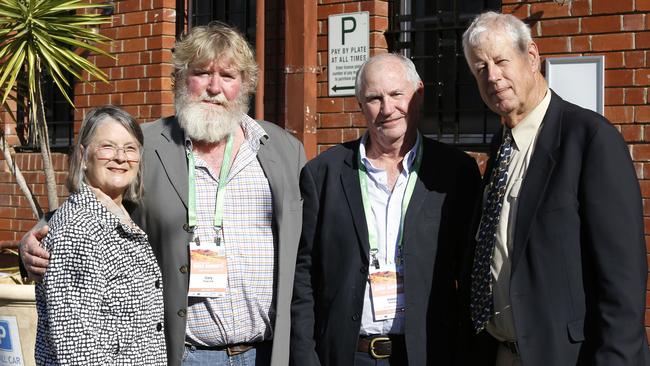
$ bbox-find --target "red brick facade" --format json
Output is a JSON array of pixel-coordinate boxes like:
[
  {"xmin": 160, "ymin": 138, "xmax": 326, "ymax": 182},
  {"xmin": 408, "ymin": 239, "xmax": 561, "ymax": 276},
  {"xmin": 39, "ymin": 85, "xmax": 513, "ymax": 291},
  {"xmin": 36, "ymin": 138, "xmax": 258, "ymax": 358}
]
[{"xmin": 0, "ymin": 0, "xmax": 649, "ymax": 335}]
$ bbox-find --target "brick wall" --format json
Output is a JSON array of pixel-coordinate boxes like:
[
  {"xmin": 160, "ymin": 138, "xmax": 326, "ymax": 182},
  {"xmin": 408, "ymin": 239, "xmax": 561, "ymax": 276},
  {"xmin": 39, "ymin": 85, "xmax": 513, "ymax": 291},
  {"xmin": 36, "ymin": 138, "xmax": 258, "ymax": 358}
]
[
  {"xmin": 0, "ymin": 154, "xmax": 68, "ymax": 241},
  {"xmin": 75, "ymin": 0, "xmax": 176, "ymax": 129}
]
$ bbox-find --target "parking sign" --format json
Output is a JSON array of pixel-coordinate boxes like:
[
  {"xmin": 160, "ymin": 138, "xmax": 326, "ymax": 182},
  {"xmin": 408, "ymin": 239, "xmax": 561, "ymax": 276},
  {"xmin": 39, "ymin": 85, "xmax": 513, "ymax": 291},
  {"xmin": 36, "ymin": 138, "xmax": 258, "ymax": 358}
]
[
  {"xmin": 328, "ymin": 12, "xmax": 369, "ymax": 96},
  {"xmin": 0, "ymin": 317, "xmax": 23, "ymax": 366}
]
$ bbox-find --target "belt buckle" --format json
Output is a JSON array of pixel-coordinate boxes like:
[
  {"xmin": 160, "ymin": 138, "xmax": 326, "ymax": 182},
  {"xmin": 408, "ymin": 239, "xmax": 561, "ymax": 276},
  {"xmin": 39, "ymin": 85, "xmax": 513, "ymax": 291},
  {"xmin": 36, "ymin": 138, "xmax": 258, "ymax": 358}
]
[
  {"xmin": 226, "ymin": 345, "xmax": 251, "ymax": 357},
  {"xmin": 369, "ymin": 336, "xmax": 391, "ymax": 359}
]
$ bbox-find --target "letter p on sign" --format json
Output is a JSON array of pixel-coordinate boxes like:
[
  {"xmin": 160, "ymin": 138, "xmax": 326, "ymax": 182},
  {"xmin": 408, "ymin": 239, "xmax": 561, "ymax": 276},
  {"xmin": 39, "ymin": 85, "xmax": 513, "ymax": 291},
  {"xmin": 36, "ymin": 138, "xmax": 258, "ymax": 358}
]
[
  {"xmin": 0, "ymin": 320, "xmax": 12, "ymax": 351},
  {"xmin": 341, "ymin": 17, "xmax": 356, "ymax": 45}
]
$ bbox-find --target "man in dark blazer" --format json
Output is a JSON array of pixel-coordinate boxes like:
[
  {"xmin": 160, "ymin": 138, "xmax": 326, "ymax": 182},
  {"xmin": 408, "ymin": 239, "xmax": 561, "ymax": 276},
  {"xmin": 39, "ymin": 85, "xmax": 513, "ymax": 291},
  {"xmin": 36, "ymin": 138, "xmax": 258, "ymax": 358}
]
[
  {"xmin": 290, "ymin": 53, "xmax": 481, "ymax": 365},
  {"xmin": 463, "ymin": 12, "xmax": 649, "ymax": 366},
  {"xmin": 20, "ymin": 23, "xmax": 304, "ymax": 366}
]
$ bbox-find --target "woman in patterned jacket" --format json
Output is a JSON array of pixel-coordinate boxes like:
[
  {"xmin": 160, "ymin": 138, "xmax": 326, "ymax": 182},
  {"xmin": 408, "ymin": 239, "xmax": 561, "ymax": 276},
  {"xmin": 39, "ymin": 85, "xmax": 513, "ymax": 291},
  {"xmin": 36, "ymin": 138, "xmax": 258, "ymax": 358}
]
[{"xmin": 35, "ymin": 106, "xmax": 166, "ymax": 365}]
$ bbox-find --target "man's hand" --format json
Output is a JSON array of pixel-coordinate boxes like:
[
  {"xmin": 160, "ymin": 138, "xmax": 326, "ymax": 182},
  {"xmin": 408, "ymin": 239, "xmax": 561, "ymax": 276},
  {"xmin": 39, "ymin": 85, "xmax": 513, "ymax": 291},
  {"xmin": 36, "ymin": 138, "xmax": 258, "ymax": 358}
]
[{"xmin": 19, "ymin": 225, "xmax": 50, "ymax": 281}]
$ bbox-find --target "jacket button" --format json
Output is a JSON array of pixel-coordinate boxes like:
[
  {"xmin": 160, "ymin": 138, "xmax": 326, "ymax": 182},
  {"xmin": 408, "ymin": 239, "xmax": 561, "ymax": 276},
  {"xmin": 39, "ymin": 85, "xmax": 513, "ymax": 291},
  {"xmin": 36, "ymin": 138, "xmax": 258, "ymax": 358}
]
[
  {"xmin": 183, "ymin": 223, "xmax": 192, "ymax": 232},
  {"xmin": 177, "ymin": 309, "xmax": 186, "ymax": 317},
  {"xmin": 352, "ymin": 313, "xmax": 360, "ymax": 321},
  {"xmin": 359, "ymin": 267, "xmax": 368, "ymax": 274},
  {"xmin": 155, "ymin": 279, "xmax": 161, "ymax": 288},
  {"xmin": 179, "ymin": 265, "xmax": 188, "ymax": 274},
  {"xmin": 156, "ymin": 322, "xmax": 163, "ymax": 331}
]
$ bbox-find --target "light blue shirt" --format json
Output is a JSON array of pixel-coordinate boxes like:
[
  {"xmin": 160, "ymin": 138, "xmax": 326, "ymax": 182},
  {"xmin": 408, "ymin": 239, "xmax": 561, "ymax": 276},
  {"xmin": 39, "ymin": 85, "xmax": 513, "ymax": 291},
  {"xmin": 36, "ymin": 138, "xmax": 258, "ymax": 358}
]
[{"xmin": 358, "ymin": 132, "xmax": 420, "ymax": 335}]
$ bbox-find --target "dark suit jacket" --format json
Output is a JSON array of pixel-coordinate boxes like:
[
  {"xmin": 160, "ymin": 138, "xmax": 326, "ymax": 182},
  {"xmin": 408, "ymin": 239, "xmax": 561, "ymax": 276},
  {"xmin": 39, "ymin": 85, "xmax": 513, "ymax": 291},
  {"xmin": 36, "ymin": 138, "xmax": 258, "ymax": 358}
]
[
  {"xmin": 291, "ymin": 136, "xmax": 481, "ymax": 366},
  {"xmin": 132, "ymin": 116, "xmax": 306, "ymax": 366},
  {"xmin": 469, "ymin": 91, "xmax": 649, "ymax": 366}
]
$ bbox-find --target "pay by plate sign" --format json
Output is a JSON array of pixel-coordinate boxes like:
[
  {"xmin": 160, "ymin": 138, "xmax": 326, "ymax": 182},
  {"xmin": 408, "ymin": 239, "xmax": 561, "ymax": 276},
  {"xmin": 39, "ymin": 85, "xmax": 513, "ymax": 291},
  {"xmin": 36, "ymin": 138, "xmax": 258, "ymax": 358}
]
[
  {"xmin": 328, "ymin": 12, "xmax": 369, "ymax": 96},
  {"xmin": 0, "ymin": 316, "xmax": 24, "ymax": 366}
]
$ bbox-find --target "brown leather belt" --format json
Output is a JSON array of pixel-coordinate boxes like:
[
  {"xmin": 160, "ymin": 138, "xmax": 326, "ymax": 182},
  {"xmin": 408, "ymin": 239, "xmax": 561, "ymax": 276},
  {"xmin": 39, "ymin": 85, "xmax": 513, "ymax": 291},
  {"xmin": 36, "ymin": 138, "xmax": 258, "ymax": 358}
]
[
  {"xmin": 193, "ymin": 341, "xmax": 268, "ymax": 356},
  {"xmin": 357, "ymin": 335, "xmax": 405, "ymax": 359}
]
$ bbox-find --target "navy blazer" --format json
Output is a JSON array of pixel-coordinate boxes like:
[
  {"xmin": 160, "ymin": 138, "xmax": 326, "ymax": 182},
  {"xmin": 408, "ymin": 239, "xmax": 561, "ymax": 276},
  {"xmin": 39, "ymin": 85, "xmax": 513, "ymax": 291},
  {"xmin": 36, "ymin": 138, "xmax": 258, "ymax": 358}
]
[
  {"xmin": 469, "ymin": 91, "xmax": 649, "ymax": 366},
  {"xmin": 291, "ymin": 136, "xmax": 481, "ymax": 365}
]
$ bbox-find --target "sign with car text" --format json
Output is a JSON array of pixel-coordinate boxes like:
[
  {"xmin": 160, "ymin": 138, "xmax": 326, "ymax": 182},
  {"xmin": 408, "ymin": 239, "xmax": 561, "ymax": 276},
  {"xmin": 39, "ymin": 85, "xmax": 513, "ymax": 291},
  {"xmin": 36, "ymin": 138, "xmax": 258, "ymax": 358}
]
[
  {"xmin": 328, "ymin": 12, "xmax": 369, "ymax": 97},
  {"xmin": 0, "ymin": 316, "xmax": 24, "ymax": 366}
]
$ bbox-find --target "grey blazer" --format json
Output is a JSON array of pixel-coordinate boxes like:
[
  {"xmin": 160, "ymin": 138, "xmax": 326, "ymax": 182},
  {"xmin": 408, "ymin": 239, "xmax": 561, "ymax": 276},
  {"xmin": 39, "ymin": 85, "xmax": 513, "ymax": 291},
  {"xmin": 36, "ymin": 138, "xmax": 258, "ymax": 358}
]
[{"xmin": 133, "ymin": 116, "xmax": 306, "ymax": 366}]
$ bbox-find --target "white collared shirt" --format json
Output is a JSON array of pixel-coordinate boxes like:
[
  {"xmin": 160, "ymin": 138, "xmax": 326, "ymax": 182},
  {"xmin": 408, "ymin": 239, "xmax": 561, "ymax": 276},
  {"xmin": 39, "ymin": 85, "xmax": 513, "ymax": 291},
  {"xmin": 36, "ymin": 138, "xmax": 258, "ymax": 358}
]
[{"xmin": 358, "ymin": 132, "xmax": 421, "ymax": 335}]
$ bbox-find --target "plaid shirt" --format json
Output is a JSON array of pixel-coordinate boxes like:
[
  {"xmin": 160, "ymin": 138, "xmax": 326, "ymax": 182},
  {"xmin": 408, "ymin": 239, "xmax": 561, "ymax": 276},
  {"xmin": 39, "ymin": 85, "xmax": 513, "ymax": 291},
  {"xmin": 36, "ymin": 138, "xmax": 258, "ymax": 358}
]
[{"xmin": 185, "ymin": 116, "xmax": 276, "ymax": 346}]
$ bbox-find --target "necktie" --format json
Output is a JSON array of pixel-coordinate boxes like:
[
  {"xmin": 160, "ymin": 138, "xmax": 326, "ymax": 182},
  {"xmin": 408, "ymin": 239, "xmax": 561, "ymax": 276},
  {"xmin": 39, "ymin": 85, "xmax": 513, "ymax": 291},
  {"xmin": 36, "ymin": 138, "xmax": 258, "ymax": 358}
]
[{"xmin": 471, "ymin": 130, "xmax": 514, "ymax": 333}]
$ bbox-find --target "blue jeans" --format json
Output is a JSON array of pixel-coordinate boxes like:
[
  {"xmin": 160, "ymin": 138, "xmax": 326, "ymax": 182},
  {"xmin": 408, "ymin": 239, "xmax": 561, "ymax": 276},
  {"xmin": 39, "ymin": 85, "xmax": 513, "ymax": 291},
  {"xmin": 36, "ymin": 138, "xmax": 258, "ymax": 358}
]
[{"xmin": 181, "ymin": 342, "xmax": 272, "ymax": 366}]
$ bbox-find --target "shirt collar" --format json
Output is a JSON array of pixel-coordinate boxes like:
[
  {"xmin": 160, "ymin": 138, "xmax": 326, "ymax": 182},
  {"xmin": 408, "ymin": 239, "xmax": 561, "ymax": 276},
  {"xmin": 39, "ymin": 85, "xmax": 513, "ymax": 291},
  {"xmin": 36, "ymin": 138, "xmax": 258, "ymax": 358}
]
[
  {"xmin": 359, "ymin": 132, "xmax": 421, "ymax": 174},
  {"xmin": 508, "ymin": 88, "xmax": 551, "ymax": 151},
  {"xmin": 184, "ymin": 114, "xmax": 268, "ymax": 153}
]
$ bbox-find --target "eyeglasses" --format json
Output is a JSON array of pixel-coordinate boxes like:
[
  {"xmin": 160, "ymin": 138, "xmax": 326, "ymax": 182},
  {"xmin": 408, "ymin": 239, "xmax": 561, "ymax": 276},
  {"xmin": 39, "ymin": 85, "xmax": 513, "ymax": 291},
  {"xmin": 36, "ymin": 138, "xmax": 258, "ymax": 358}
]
[{"xmin": 94, "ymin": 143, "xmax": 141, "ymax": 163}]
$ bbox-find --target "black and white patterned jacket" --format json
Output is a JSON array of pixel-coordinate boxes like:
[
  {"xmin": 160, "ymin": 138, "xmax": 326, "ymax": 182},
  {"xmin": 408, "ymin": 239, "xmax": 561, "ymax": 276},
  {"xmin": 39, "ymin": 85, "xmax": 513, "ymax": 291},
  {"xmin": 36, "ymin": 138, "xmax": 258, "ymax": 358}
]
[{"xmin": 35, "ymin": 184, "xmax": 166, "ymax": 365}]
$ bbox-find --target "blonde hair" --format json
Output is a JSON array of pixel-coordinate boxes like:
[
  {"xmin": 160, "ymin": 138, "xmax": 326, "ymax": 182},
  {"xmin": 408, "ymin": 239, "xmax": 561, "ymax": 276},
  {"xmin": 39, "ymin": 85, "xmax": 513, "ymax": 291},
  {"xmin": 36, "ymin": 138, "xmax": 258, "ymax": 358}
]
[{"xmin": 172, "ymin": 21, "xmax": 259, "ymax": 96}]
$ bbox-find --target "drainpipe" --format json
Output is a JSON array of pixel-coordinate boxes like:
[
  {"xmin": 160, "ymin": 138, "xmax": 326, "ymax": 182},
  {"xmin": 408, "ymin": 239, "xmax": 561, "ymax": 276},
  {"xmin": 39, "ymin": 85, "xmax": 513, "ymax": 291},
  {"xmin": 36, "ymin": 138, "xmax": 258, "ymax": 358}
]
[
  {"xmin": 284, "ymin": 0, "xmax": 318, "ymax": 158},
  {"xmin": 255, "ymin": 0, "xmax": 265, "ymax": 120}
]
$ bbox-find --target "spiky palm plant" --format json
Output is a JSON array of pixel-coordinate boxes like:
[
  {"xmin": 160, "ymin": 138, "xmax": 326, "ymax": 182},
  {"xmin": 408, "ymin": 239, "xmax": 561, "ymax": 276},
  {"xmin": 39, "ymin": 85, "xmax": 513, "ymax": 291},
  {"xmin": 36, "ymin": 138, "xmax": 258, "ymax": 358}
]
[{"xmin": 0, "ymin": 0, "xmax": 114, "ymax": 214}]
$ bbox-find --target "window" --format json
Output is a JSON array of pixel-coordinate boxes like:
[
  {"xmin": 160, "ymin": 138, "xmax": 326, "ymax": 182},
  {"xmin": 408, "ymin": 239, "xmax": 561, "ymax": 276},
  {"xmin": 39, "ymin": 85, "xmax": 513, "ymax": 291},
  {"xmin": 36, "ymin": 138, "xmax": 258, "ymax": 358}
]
[
  {"xmin": 387, "ymin": 0, "xmax": 501, "ymax": 151},
  {"xmin": 190, "ymin": 0, "xmax": 256, "ymax": 43},
  {"xmin": 15, "ymin": 71, "xmax": 74, "ymax": 152}
]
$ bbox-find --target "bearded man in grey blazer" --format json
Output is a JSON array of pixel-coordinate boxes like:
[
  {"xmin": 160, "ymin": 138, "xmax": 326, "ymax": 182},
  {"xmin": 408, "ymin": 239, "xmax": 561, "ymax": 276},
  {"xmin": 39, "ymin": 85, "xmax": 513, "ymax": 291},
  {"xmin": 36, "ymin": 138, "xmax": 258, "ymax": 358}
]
[{"xmin": 20, "ymin": 22, "xmax": 305, "ymax": 366}]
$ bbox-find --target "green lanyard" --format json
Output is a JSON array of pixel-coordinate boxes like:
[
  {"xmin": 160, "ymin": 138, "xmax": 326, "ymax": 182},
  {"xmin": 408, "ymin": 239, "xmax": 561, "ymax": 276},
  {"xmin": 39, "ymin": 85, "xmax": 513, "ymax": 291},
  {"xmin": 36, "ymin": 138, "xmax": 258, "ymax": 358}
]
[
  {"xmin": 186, "ymin": 134, "xmax": 235, "ymax": 236},
  {"xmin": 358, "ymin": 134, "xmax": 423, "ymax": 269}
]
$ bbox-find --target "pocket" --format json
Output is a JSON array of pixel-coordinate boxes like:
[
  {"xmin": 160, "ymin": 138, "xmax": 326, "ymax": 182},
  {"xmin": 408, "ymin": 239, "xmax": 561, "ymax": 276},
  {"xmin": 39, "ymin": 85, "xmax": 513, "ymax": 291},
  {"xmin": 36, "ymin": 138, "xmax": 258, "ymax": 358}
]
[
  {"xmin": 539, "ymin": 193, "xmax": 578, "ymax": 213},
  {"xmin": 182, "ymin": 345, "xmax": 196, "ymax": 362},
  {"xmin": 567, "ymin": 319, "xmax": 585, "ymax": 342}
]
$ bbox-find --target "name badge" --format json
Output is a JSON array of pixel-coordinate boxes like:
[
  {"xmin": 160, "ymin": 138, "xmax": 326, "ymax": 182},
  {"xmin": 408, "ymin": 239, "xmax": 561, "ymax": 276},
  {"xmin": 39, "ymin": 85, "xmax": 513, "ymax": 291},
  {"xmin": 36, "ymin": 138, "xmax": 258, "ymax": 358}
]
[
  {"xmin": 188, "ymin": 236, "xmax": 227, "ymax": 297},
  {"xmin": 369, "ymin": 263, "xmax": 405, "ymax": 321}
]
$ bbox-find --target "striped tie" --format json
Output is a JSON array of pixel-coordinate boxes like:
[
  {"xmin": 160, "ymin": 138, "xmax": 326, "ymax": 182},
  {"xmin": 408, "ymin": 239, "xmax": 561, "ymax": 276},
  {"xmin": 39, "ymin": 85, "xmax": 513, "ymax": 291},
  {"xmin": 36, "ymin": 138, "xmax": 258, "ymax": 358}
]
[{"xmin": 471, "ymin": 130, "xmax": 514, "ymax": 333}]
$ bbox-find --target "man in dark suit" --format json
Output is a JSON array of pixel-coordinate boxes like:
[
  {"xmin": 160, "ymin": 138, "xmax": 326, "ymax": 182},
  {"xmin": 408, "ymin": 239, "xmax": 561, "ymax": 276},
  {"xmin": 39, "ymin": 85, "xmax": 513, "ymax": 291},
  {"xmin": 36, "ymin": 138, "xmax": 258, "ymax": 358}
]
[
  {"xmin": 463, "ymin": 11, "xmax": 649, "ymax": 366},
  {"xmin": 290, "ymin": 53, "xmax": 481, "ymax": 365},
  {"xmin": 20, "ymin": 22, "xmax": 304, "ymax": 366}
]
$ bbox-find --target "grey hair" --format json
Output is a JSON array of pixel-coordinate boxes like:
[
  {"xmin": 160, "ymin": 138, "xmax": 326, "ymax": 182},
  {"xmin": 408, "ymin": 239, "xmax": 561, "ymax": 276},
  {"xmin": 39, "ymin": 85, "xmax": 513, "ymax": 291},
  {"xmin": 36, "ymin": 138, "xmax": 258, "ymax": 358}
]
[
  {"xmin": 462, "ymin": 11, "xmax": 532, "ymax": 61},
  {"xmin": 354, "ymin": 53, "xmax": 422, "ymax": 101},
  {"xmin": 67, "ymin": 105, "xmax": 144, "ymax": 203}
]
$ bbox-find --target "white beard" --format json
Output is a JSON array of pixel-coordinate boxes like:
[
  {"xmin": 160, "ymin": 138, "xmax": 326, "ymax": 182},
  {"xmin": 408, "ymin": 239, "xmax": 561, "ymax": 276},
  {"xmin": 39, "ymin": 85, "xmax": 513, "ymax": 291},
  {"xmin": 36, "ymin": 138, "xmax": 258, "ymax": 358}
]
[{"xmin": 175, "ymin": 86, "xmax": 248, "ymax": 143}]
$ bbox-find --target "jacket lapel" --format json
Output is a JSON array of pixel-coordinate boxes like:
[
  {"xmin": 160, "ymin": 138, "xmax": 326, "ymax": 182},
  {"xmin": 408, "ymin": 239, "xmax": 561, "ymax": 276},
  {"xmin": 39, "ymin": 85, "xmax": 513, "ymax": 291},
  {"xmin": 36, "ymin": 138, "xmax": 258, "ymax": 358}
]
[
  {"xmin": 155, "ymin": 119, "xmax": 189, "ymax": 208},
  {"xmin": 401, "ymin": 139, "xmax": 432, "ymax": 244},
  {"xmin": 340, "ymin": 141, "xmax": 371, "ymax": 261},
  {"xmin": 511, "ymin": 92, "xmax": 563, "ymax": 273},
  {"xmin": 257, "ymin": 135, "xmax": 284, "ymax": 221}
]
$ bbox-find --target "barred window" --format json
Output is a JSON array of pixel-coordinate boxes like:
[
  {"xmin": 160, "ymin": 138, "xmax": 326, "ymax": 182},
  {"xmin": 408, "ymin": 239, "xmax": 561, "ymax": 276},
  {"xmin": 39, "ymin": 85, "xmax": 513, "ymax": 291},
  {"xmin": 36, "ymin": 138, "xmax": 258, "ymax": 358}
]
[
  {"xmin": 190, "ymin": 0, "xmax": 256, "ymax": 43},
  {"xmin": 16, "ymin": 71, "xmax": 74, "ymax": 152},
  {"xmin": 387, "ymin": 0, "xmax": 501, "ymax": 151}
]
